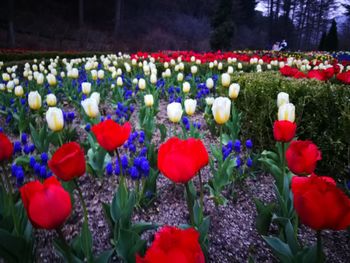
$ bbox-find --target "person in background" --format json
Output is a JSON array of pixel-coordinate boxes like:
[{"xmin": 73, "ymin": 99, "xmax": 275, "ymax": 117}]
[
  {"xmin": 272, "ymin": 42, "xmax": 280, "ymax": 51},
  {"xmin": 279, "ymin": 39, "xmax": 288, "ymax": 51}
]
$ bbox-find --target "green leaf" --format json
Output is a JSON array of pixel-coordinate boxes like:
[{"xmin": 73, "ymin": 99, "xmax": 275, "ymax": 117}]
[
  {"xmin": 80, "ymin": 221, "xmax": 93, "ymax": 262},
  {"xmin": 131, "ymin": 222, "xmax": 158, "ymax": 235},
  {"xmin": 263, "ymin": 236, "xmax": 293, "ymax": 262},
  {"xmin": 95, "ymin": 249, "xmax": 114, "ymax": 263},
  {"xmin": 254, "ymin": 198, "xmax": 274, "ymax": 235},
  {"xmin": 157, "ymin": 124, "xmax": 167, "ymax": 142}
]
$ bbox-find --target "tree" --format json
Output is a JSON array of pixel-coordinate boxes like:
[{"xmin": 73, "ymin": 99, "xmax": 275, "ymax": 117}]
[
  {"xmin": 210, "ymin": 0, "xmax": 234, "ymax": 50},
  {"xmin": 7, "ymin": 0, "xmax": 15, "ymax": 47},
  {"xmin": 318, "ymin": 31, "xmax": 326, "ymax": 50},
  {"xmin": 324, "ymin": 19, "xmax": 338, "ymax": 51},
  {"xmin": 114, "ymin": 0, "xmax": 122, "ymax": 35},
  {"xmin": 239, "ymin": 0, "xmax": 257, "ymax": 26}
]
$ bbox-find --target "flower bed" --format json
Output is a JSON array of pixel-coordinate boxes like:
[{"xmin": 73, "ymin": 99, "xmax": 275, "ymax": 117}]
[{"xmin": 0, "ymin": 51, "xmax": 349, "ymax": 262}]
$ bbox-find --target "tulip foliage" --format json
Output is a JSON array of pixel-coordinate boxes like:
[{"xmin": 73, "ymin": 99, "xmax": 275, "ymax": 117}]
[{"xmin": 256, "ymin": 92, "xmax": 350, "ymax": 263}]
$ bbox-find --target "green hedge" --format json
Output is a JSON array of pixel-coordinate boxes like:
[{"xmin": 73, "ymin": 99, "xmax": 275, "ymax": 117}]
[{"xmin": 232, "ymin": 72, "xmax": 350, "ymax": 182}]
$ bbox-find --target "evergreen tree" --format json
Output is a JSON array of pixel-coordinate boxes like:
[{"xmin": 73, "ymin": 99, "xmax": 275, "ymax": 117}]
[
  {"xmin": 318, "ymin": 31, "xmax": 327, "ymax": 51},
  {"xmin": 210, "ymin": 0, "xmax": 234, "ymax": 51},
  {"xmin": 239, "ymin": 0, "xmax": 257, "ymax": 26},
  {"xmin": 325, "ymin": 19, "xmax": 339, "ymax": 51}
]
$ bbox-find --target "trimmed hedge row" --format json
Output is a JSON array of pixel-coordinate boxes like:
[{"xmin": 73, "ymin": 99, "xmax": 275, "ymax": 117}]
[
  {"xmin": 232, "ymin": 72, "xmax": 350, "ymax": 182},
  {"xmin": 0, "ymin": 51, "xmax": 111, "ymax": 63}
]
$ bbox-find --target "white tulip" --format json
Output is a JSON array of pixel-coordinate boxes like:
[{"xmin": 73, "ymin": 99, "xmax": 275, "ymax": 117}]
[
  {"xmin": 150, "ymin": 74, "xmax": 157, "ymax": 84},
  {"xmin": 47, "ymin": 73, "xmax": 57, "ymax": 86},
  {"xmin": 81, "ymin": 98, "xmax": 99, "ymax": 118},
  {"xmin": 46, "ymin": 107, "xmax": 64, "ymax": 132},
  {"xmin": 227, "ymin": 66, "xmax": 234, "ymax": 74},
  {"xmin": 144, "ymin": 94, "xmax": 154, "ymax": 107},
  {"xmin": 177, "ymin": 73, "xmax": 184, "ymax": 82},
  {"xmin": 117, "ymin": 76, "xmax": 123, "ymax": 86},
  {"xmin": 6, "ymin": 80, "xmax": 15, "ymax": 91},
  {"xmin": 205, "ymin": 97, "xmax": 215, "ymax": 106},
  {"xmin": 167, "ymin": 102, "xmax": 183, "ymax": 123},
  {"xmin": 182, "ymin": 82, "xmax": 191, "ymax": 93},
  {"xmin": 0, "ymin": 84, "xmax": 5, "ymax": 91},
  {"xmin": 97, "ymin": 69, "xmax": 104, "ymax": 79},
  {"xmin": 277, "ymin": 92, "xmax": 289, "ymax": 107},
  {"xmin": 37, "ymin": 73, "xmax": 44, "ymax": 84},
  {"xmin": 14, "ymin": 85, "xmax": 24, "ymax": 97},
  {"xmin": 212, "ymin": 97, "xmax": 231, "ymax": 124},
  {"xmin": 229, "ymin": 83, "xmax": 240, "ymax": 99},
  {"xmin": 191, "ymin": 65, "xmax": 198, "ymax": 74},
  {"xmin": 91, "ymin": 70, "xmax": 98, "ymax": 80},
  {"xmin": 206, "ymin": 78, "xmax": 214, "ymax": 89},
  {"xmin": 221, "ymin": 73, "xmax": 231, "ymax": 87},
  {"xmin": 2, "ymin": 73, "xmax": 10, "ymax": 81},
  {"xmin": 46, "ymin": 94, "xmax": 57, "ymax": 106},
  {"xmin": 81, "ymin": 82, "xmax": 91, "ymax": 95},
  {"xmin": 28, "ymin": 91, "xmax": 42, "ymax": 110},
  {"xmin": 278, "ymin": 103, "xmax": 295, "ymax": 122},
  {"xmin": 184, "ymin": 99, "xmax": 197, "ymax": 116},
  {"xmin": 138, "ymin": 78, "xmax": 146, "ymax": 90},
  {"xmin": 90, "ymin": 92, "xmax": 100, "ymax": 105},
  {"xmin": 238, "ymin": 63, "xmax": 243, "ymax": 69}
]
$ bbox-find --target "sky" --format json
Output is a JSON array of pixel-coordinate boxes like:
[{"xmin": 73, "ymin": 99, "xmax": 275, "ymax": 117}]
[{"xmin": 255, "ymin": 0, "xmax": 347, "ymax": 18}]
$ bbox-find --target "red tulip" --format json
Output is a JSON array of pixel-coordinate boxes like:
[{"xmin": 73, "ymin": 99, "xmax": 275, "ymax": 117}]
[
  {"xmin": 337, "ymin": 71, "xmax": 350, "ymax": 85},
  {"xmin": 280, "ymin": 66, "xmax": 299, "ymax": 77},
  {"xmin": 273, "ymin": 120, "xmax": 296, "ymax": 142},
  {"xmin": 158, "ymin": 137, "xmax": 209, "ymax": 184},
  {"xmin": 0, "ymin": 132, "xmax": 13, "ymax": 161},
  {"xmin": 48, "ymin": 142, "xmax": 86, "ymax": 181},
  {"xmin": 91, "ymin": 120, "xmax": 131, "ymax": 152},
  {"xmin": 307, "ymin": 70, "xmax": 327, "ymax": 81},
  {"xmin": 293, "ymin": 71, "xmax": 307, "ymax": 79},
  {"xmin": 20, "ymin": 176, "xmax": 72, "ymax": 229},
  {"xmin": 136, "ymin": 226, "xmax": 205, "ymax": 263},
  {"xmin": 291, "ymin": 174, "xmax": 350, "ymax": 230},
  {"xmin": 286, "ymin": 140, "xmax": 322, "ymax": 175}
]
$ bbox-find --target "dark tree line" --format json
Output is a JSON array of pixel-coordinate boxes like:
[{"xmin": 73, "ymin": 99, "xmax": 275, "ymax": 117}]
[{"xmin": 0, "ymin": 0, "xmax": 348, "ymax": 51}]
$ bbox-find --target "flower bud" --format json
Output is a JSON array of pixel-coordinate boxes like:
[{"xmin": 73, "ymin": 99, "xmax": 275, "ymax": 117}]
[
  {"xmin": 228, "ymin": 83, "xmax": 240, "ymax": 99},
  {"xmin": 277, "ymin": 92, "xmax": 289, "ymax": 107},
  {"xmin": 278, "ymin": 103, "xmax": 295, "ymax": 122},
  {"xmin": 184, "ymin": 99, "xmax": 197, "ymax": 116},
  {"xmin": 46, "ymin": 107, "xmax": 64, "ymax": 132},
  {"xmin": 28, "ymin": 91, "xmax": 42, "ymax": 110},
  {"xmin": 82, "ymin": 82, "xmax": 91, "ymax": 95},
  {"xmin": 46, "ymin": 94, "xmax": 57, "ymax": 106},
  {"xmin": 81, "ymin": 98, "xmax": 99, "ymax": 118},
  {"xmin": 205, "ymin": 97, "xmax": 214, "ymax": 106},
  {"xmin": 138, "ymin": 78, "xmax": 146, "ymax": 90},
  {"xmin": 14, "ymin": 85, "xmax": 24, "ymax": 97},
  {"xmin": 206, "ymin": 78, "xmax": 214, "ymax": 89},
  {"xmin": 144, "ymin": 94, "xmax": 154, "ymax": 107},
  {"xmin": 183, "ymin": 82, "xmax": 191, "ymax": 93},
  {"xmin": 47, "ymin": 73, "xmax": 57, "ymax": 86},
  {"xmin": 167, "ymin": 102, "xmax": 183, "ymax": 123},
  {"xmin": 221, "ymin": 73, "xmax": 231, "ymax": 87},
  {"xmin": 212, "ymin": 97, "xmax": 231, "ymax": 124}
]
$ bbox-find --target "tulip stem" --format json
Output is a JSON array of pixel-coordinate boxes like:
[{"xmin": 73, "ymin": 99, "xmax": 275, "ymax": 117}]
[
  {"xmin": 1, "ymin": 164, "xmax": 19, "ymax": 235},
  {"xmin": 74, "ymin": 179, "xmax": 88, "ymax": 224},
  {"xmin": 57, "ymin": 131, "xmax": 63, "ymax": 146},
  {"xmin": 185, "ymin": 182, "xmax": 195, "ymax": 225},
  {"xmin": 198, "ymin": 171, "xmax": 204, "ymax": 211},
  {"xmin": 56, "ymin": 228, "xmax": 73, "ymax": 262},
  {"xmin": 219, "ymin": 125, "xmax": 223, "ymax": 154},
  {"xmin": 317, "ymin": 231, "xmax": 323, "ymax": 263},
  {"xmin": 280, "ymin": 142, "xmax": 286, "ymax": 194},
  {"xmin": 115, "ymin": 149, "xmax": 125, "ymax": 187}
]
